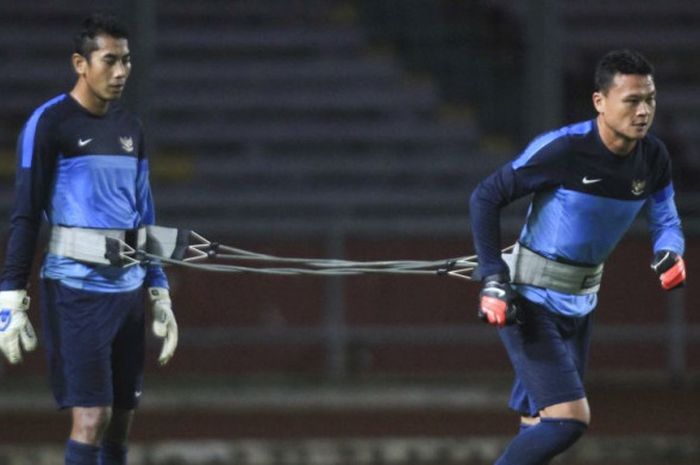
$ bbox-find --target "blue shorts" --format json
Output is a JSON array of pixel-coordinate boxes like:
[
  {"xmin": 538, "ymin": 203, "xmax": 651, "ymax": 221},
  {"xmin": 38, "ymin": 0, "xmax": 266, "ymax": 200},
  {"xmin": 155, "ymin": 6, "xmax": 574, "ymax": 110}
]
[
  {"xmin": 498, "ymin": 297, "xmax": 592, "ymax": 417},
  {"xmin": 40, "ymin": 279, "xmax": 145, "ymax": 409}
]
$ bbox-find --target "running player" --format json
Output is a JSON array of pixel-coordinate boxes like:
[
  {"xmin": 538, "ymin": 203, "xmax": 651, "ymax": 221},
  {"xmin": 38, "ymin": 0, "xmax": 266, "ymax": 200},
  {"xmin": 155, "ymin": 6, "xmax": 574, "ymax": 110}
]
[{"xmin": 469, "ymin": 49, "xmax": 685, "ymax": 465}]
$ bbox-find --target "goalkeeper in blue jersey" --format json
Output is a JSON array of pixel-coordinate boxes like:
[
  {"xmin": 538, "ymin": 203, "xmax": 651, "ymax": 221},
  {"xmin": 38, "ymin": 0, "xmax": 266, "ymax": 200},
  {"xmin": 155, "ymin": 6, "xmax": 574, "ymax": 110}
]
[
  {"xmin": 0, "ymin": 14, "xmax": 178, "ymax": 465},
  {"xmin": 469, "ymin": 49, "xmax": 685, "ymax": 465}
]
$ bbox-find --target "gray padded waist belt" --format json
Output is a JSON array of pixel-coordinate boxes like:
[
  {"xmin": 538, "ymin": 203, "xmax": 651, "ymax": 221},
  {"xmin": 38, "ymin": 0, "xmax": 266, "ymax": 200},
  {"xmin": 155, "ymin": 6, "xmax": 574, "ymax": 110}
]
[
  {"xmin": 502, "ymin": 244, "xmax": 604, "ymax": 295},
  {"xmin": 48, "ymin": 225, "xmax": 189, "ymax": 266}
]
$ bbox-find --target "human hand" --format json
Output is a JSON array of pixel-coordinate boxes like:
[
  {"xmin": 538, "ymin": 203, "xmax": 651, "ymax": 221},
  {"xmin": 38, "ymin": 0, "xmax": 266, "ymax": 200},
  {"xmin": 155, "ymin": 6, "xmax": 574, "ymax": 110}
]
[
  {"xmin": 651, "ymin": 250, "xmax": 686, "ymax": 291},
  {"xmin": 478, "ymin": 274, "xmax": 521, "ymax": 328},
  {"xmin": 148, "ymin": 287, "xmax": 178, "ymax": 366},
  {"xmin": 0, "ymin": 290, "xmax": 38, "ymax": 364}
]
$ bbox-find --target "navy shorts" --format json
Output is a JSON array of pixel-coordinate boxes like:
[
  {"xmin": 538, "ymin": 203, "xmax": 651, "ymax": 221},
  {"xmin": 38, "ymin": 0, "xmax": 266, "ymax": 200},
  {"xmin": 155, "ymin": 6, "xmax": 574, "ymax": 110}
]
[
  {"xmin": 498, "ymin": 297, "xmax": 592, "ymax": 417},
  {"xmin": 40, "ymin": 279, "xmax": 145, "ymax": 409}
]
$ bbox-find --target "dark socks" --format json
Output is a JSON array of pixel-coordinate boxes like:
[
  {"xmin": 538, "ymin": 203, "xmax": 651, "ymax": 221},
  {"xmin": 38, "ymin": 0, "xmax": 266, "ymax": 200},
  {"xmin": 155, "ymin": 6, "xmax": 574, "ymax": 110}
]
[
  {"xmin": 495, "ymin": 418, "xmax": 588, "ymax": 465},
  {"xmin": 65, "ymin": 439, "xmax": 100, "ymax": 465},
  {"xmin": 99, "ymin": 440, "xmax": 128, "ymax": 465}
]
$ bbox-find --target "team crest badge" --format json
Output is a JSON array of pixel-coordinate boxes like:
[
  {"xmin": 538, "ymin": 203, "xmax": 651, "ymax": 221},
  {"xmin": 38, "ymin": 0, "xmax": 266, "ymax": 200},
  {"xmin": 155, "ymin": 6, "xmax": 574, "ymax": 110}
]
[
  {"xmin": 631, "ymin": 179, "xmax": 645, "ymax": 196},
  {"xmin": 120, "ymin": 136, "xmax": 134, "ymax": 153}
]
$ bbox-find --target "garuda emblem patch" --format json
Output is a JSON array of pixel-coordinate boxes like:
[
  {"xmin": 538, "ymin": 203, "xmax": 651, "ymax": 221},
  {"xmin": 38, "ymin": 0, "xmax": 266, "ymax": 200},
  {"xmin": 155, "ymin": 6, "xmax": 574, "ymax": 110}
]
[{"xmin": 631, "ymin": 179, "xmax": 646, "ymax": 196}]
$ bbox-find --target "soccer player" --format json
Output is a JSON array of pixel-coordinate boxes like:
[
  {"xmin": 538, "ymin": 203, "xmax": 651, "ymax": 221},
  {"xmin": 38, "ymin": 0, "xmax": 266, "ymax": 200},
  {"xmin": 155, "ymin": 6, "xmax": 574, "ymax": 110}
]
[
  {"xmin": 0, "ymin": 14, "xmax": 178, "ymax": 465},
  {"xmin": 469, "ymin": 49, "xmax": 685, "ymax": 465}
]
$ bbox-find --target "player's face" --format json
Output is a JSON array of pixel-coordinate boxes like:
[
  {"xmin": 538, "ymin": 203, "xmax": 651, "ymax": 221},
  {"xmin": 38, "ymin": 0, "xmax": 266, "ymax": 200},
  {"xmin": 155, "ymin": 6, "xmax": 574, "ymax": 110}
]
[
  {"xmin": 80, "ymin": 34, "xmax": 131, "ymax": 102},
  {"xmin": 594, "ymin": 73, "xmax": 656, "ymax": 144}
]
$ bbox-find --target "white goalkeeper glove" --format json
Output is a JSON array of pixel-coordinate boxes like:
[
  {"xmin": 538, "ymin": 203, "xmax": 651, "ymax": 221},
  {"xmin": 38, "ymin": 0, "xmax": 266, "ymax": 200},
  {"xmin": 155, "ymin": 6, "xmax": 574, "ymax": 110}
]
[
  {"xmin": 0, "ymin": 290, "xmax": 38, "ymax": 364},
  {"xmin": 148, "ymin": 287, "xmax": 178, "ymax": 366}
]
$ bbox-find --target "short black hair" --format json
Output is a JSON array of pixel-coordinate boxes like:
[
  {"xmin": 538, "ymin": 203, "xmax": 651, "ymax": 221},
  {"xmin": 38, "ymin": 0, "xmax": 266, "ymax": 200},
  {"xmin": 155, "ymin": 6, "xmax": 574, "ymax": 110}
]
[
  {"xmin": 594, "ymin": 49, "xmax": 654, "ymax": 93},
  {"xmin": 73, "ymin": 13, "xmax": 129, "ymax": 59}
]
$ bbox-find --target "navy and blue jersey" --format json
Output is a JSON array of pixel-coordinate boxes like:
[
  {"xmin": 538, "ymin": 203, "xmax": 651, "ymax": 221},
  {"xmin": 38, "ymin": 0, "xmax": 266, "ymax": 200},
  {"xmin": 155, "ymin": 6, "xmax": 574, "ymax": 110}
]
[
  {"xmin": 1, "ymin": 93, "xmax": 168, "ymax": 292},
  {"xmin": 470, "ymin": 119, "xmax": 684, "ymax": 316}
]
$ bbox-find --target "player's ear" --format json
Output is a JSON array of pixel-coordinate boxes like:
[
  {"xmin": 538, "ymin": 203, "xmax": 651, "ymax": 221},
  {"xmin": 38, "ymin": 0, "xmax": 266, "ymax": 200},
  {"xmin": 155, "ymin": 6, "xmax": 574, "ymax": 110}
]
[
  {"xmin": 72, "ymin": 52, "xmax": 88, "ymax": 75},
  {"xmin": 592, "ymin": 91, "xmax": 605, "ymax": 113}
]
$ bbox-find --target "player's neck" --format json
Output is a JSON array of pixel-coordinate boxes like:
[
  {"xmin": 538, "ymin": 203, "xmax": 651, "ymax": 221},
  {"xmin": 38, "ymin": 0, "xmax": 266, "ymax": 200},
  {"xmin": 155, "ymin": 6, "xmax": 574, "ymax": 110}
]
[
  {"xmin": 596, "ymin": 117, "xmax": 637, "ymax": 156},
  {"xmin": 70, "ymin": 82, "xmax": 110, "ymax": 116}
]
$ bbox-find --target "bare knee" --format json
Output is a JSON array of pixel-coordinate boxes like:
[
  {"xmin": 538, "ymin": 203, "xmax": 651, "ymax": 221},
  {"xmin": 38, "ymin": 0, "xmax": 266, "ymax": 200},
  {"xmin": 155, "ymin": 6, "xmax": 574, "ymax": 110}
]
[
  {"xmin": 71, "ymin": 406, "xmax": 112, "ymax": 445},
  {"xmin": 540, "ymin": 397, "xmax": 591, "ymax": 425},
  {"xmin": 520, "ymin": 415, "xmax": 540, "ymax": 427}
]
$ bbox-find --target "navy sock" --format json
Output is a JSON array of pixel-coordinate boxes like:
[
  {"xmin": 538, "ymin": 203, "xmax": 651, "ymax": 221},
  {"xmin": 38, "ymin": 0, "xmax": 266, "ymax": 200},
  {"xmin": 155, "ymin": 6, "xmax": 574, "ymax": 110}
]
[
  {"xmin": 99, "ymin": 440, "xmax": 128, "ymax": 465},
  {"xmin": 65, "ymin": 439, "xmax": 100, "ymax": 465},
  {"xmin": 495, "ymin": 418, "xmax": 587, "ymax": 465}
]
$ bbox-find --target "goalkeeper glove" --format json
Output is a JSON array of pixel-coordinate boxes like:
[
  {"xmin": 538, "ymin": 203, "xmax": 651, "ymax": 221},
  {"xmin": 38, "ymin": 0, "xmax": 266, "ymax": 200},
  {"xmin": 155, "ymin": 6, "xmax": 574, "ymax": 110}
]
[
  {"xmin": 148, "ymin": 287, "xmax": 178, "ymax": 366},
  {"xmin": 478, "ymin": 274, "xmax": 521, "ymax": 328},
  {"xmin": 0, "ymin": 290, "xmax": 38, "ymax": 364},
  {"xmin": 651, "ymin": 250, "xmax": 686, "ymax": 291}
]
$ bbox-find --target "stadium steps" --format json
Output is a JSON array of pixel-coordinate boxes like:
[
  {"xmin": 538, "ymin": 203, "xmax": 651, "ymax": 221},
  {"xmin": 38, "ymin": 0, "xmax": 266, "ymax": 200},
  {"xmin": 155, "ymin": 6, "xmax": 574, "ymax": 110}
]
[
  {"xmin": 152, "ymin": 121, "xmax": 474, "ymax": 148},
  {"xmin": 560, "ymin": 0, "xmax": 700, "ymax": 151},
  {"xmin": 146, "ymin": 0, "xmax": 481, "ymax": 232},
  {"xmin": 485, "ymin": 0, "xmax": 700, "ymax": 156},
  {"xmin": 565, "ymin": 29, "xmax": 700, "ymax": 53},
  {"xmin": 152, "ymin": 85, "xmax": 438, "ymax": 119},
  {"xmin": 157, "ymin": 0, "xmax": 341, "ymax": 27},
  {"xmin": 148, "ymin": 145, "xmax": 499, "ymax": 233},
  {"xmin": 152, "ymin": 59, "xmax": 402, "ymax": 87},
  {"xmin": 562, "ymin": 0, "xmax": 700, "ymax": 35},
  {"xmin": 0, "ymin": 0, "xmax": 492, "ymax": 236},
  {"xmin": 0, "ymin": 1, "xmax": 485, "ymax": 236}
]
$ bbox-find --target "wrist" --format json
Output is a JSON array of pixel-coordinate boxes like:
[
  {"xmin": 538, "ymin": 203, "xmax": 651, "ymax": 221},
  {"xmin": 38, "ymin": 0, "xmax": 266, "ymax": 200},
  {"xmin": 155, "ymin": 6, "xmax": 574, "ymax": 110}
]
[
  {"xmin": 148, "ymin": 287, "xmax": 170, "ymax": 302},
  {"xmin": 483, "ymin": 273, "xmax": 510, "ymax": 284},
  {"xmin": 651, "ymin": 250, "xmax": 680, "ymax": 274},
  {"xmin": 0, "ymin": 290, "xmax": 28, "ymax": 309}
]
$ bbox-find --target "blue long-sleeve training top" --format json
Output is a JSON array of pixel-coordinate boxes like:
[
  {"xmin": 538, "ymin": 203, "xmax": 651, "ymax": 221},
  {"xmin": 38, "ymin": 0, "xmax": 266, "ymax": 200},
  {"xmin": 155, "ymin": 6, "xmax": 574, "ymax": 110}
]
[
  {"xmin": 1, "ymin": 93, "xmax": 168, "ymax": 292},
  {"xmin": 469, "ymin": 119, "xmax": 684, "ymax": 316}
]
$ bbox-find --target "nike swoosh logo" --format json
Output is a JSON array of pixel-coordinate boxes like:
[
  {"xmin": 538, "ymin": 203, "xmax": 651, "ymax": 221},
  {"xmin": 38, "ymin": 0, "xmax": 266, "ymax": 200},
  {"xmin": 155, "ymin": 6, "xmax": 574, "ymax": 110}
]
[
  {"xmin": 78, "ymin": 138, "xmax": 93, "ymax": 147},
  {"xmin": 582, "ymin": 177, "xmax": 603, "ymax": 185}
]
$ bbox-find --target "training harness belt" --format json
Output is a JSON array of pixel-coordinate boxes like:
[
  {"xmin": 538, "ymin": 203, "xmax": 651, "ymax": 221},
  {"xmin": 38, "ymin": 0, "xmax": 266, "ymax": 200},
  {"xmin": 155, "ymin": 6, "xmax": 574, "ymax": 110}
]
[
  {"xmin": 48, "ymin": 225, "xmax": 191, "ymax": 267},
  {"xmin": 502, "ymin": 243, "xmax": 604, "ymax": 295}
]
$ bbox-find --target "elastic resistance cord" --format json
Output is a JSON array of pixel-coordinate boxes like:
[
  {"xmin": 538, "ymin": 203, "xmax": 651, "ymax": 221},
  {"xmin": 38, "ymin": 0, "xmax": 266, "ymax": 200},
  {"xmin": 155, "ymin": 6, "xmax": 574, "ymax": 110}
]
[{"xmin": 141, "ymin": 241, "xmax": 480, "ymax": 280}]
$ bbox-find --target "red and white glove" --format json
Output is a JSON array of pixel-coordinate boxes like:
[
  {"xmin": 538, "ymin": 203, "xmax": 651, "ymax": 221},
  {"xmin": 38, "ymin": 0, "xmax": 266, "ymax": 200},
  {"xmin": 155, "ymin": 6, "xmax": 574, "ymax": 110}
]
[
  {"xmin": 478, "ymin": 274, "xmax": 521, "ymax": 328},
  {"xmin": 650, "ymin": 250, "xmax": 686, "ymax": 291}
]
